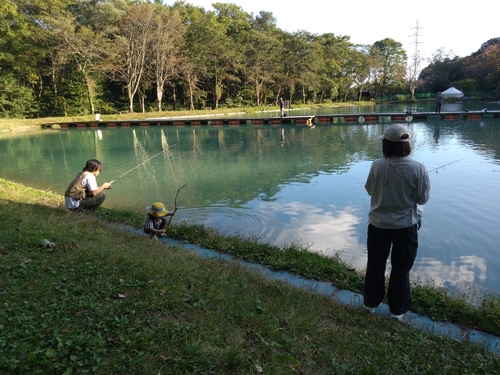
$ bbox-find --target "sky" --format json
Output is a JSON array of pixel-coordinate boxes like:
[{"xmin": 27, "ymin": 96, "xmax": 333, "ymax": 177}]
[{"xmin": 166, "ymin": 0, "xmax": 499, "ymax": 66}]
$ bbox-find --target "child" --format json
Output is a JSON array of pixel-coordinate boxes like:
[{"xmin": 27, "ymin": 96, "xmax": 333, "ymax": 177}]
[{"xmin": 143, "ymin": 202, "xmax": 175, "ymax": 238}]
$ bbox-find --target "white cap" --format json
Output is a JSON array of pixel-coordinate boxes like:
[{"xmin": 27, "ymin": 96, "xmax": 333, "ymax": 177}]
[{"xmin": 377, "ymin": 124, "xmax": 410, "ymax": 142}]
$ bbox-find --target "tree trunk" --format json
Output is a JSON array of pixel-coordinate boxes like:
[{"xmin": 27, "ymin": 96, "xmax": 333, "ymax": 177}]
[
  {"xmin": 214, "ymin": 76, "xmax": 221, "ymax": 109},
  {"xmin": 157, "ymin": 85, "xmax": 163, "ymax": 111},
  {"xmin": 358, "ymin": 85, "xmax": 364, "ymax": 101},
  {"xmin": 254, "ymin": 78, "xmax": 261, "ymax": 106},
  {"xmin": 83, "ymin": 73, "xmax": 95, "ymax": 115},
  {"xmin": 140, "ymin": 89, "xmax": 145, "ymax": 113},
  {"xmin": 172, "ymin": 85, "xmax": 177, "ymax": 111},
  {"xmin": 128, "ymin": 84, "xmax": 134, "ymax": 113},
  {"xmin": 51, "ymin": 65, "xmax": 58, "ymax": 112}
]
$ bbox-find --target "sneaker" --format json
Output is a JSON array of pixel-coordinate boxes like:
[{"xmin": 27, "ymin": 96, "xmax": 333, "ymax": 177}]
[
  {"xmin": 390, "ymin": 313, "xmax": 404, "ymax": 322},
  {"xmin": 157, "ymin": 233, "xmax": 167, "ymax": 238},
  {"xmin": 363, "ymin": 303, "xmax": 381, "ymax": 314}
]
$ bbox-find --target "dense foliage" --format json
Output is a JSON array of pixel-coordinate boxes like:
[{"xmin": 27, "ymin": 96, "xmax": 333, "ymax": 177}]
[{"xmin": 1, "ymin": 0, "xmax": 498, "ymax": 118}]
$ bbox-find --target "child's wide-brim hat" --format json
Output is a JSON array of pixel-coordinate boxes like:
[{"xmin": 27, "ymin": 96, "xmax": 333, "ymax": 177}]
[{"xmin": 146, "ymin": 202, "xmax": 168, "ymax": 217}]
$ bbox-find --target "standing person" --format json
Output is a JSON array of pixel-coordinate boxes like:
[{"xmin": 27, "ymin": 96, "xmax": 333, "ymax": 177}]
[
  {"xmin": 279, "ymin": 97, "xmax": 285, "ymax": 117},
  {"xmin": 65, "ymin": 159, "xmax": 112, "ymax": 213},
  {"xmin": 363, "ymin": 124, "xmax": 430, "ymax": 322},
  {"xmin": 435, "ymin": 92, "xmax": 444, "ymax": 113},
  {"xmin": 143, "ymin": 202, "xmax": 175, "ymax": 238}
]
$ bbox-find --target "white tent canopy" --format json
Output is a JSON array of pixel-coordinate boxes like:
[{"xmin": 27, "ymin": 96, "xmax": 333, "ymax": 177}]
[{"xmin": 441, "ymin": 87, "xmax": 464, "ymax": 98}]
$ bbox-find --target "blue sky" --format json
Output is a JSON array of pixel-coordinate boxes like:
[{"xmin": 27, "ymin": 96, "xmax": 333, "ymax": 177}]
[{"xmin": 167, "ymin": 0, "xmax": 498, "ymax": 66}]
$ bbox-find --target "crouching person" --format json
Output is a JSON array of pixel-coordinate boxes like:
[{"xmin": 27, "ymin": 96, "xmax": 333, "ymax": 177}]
[
  {"xmin": 65, "ymin": 159, "xmax": 112, "ymax": 214},
  {"xmin": 143, "ymin": 202, "xmax": 175, "ymax": 239}
]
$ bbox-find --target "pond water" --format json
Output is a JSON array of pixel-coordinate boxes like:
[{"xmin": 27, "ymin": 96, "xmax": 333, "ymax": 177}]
[{"xmin": 1, "ymin": 102, "xmax": 500, "ymax": 297}]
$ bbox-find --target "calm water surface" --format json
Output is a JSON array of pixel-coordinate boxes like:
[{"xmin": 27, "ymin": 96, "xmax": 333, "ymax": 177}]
[{"xmin": 1, "ymin": 105, "xmax": 500, "ymax": 297}]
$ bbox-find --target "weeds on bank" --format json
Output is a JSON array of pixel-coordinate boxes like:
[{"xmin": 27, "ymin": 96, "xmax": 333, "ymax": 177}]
[{"xmin": 94, "ymin": 205, "xmax": 500, "ymax": 338}]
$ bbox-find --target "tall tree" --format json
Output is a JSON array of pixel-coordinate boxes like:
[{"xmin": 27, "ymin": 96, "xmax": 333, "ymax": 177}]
[
  {"xmin": 350, "ymin": 45, "xmax": 373, "ymax": 101},
  {"xmin": 2, "ymin": 0, "xmax": 65, "ymax": 116},
  {"xmin": 244, "ymin": 29, "xmax": 280, "ymax": 106},
  {"xmin": 465, "ymin": 39, "xmax": 500, "ymax": 97},
  {"xmin": 149, "ymin": 6, "xmax": 186, "ymax": 111},
  {"xmin": 371, "ymin": 38, "xmax": 407, "ymax": 99},
  {"xmin": 114, "ymin": 3, "xmax": 156, "ymax": 113},
  {"xmin": 420, "ymin": 49, "xmax": 463, "ymax": 93},
  {"xmin": 315, "ymin": 34, "xmax": 351, "ymax": 102},
  {"xmin": 172, "ymin": 2, "xmax": 209, "ymax": 110},
  {"xmin": 281, "ymin": 31, "xmax": 320, "ymax": 104},
  {"xmin": 210, "ymin": 3, "xmax": 249, "ymax": 107},
  {"xmin": 44, "ymin": 14, "xmax": 106, "ymax": 114}
]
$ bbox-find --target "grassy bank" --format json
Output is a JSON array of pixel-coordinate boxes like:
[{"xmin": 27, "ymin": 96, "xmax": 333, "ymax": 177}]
[{"xmin": 1, "ymin": 179, "xmax": 500, "ymax": 374}]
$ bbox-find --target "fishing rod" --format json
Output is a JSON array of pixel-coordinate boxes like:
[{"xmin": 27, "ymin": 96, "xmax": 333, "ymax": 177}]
[
  {"xmin": 428, "ymin": 158, "xmax": 464, "ymax": 173},
  {"xmin": 168, "ymin": 183, "xmax": 187, "ymax": 225},
  {"xmin": 109, "ymin": 144, "xmax": 177, "ymax": 184}
]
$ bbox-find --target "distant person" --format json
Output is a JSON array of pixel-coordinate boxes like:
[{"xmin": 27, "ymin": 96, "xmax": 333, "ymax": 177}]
[
  {"xmin": 279, "ymin": 97, "xmax": 285, "ymax": 117},
  {"xmin": 65, "ymin": 159, "xmax": 113, "ymax": 213},
  {"xmin": 435, "ymin": 92, "xmax": 444, "ymax": 113},
  {"xmin": 143, "ymin": 202, "xmax": 175, "ymax": 239},
  {"xmin": 363, "ymin": 124, "xmax": 430, "ymax": 322}
]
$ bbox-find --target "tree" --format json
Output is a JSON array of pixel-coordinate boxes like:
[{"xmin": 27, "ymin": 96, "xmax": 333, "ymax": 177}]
[
  {"xmin": 45, "ymin": 15, "xmax": 106, "ymax": 115},
  {"xmin": 350, "ymin": 45, "xmax": 373, "ymax": 101},
  {"xmin": 465, "ymin": 40, "xmax": 500, "ymax": 97},
  {"xmin": 280, "ymin": 31, "xmax": 320, "ymax": 105},
  {"xmin": 252, "ymin": 10, "xmax": 277, "ymax": 32},
  {"xmin": 316, "ymin": 34, "xmax": 353, "ymax": 102},
  {"xmin": 420, "ymin": 49, "xmax": 463, "ymax": 93},
  {"xmin": 244, "ymin": 29, "xmax": 280, "ymax": 106},
  {"xmin": 2, "ymin": 0, "xmax": 63, "ymax": 116},
  {"xmin": 210, "ymin": 3, "xmax": 250, "ymax": 107},
  {"xmin": 371, "ymin": 38, "xmax": 407, "ymax": 99},
  {"xmin": 173, "ymin": 2, "xmax": 210, "ymax": 110},
  {"xmin": 114, "ymin": 3, "xmax": 156, "ymax": 113},
  {"xmin": 149, "ymin": 6, "xmax": 186, "ymax": 111},
  {"xmin": 0, "ymin": 73, "xmax": 36, "ymax": 118},
  {"xmin": 31, "ymin": 16, "xmax": 69, "ymax": 115},
  {"xmin": 480, "ymin": 43, "xmax": 500, "ymax": 96}
]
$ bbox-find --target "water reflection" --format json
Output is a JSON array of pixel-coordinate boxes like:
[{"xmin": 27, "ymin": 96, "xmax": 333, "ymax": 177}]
[
  {"xmin": 415, "ymin": 256, "xmax": 488, "ymax": 298},
  {"xmin": 1, "ymin": 113, "xmax": 500, "ymax": 297}
]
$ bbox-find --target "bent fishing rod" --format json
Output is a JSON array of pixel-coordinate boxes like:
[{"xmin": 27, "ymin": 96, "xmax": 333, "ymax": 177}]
[
  {"xmin": 168, "ymin": 183, "xmax": 187, "ymax": 225},
  {"xmin": 428, "ymin": 158, "xmax": 464, "ymax": 173},
  {"xmin": 108, "ymin": 144, "xmax": 176, "ymax": 184}
]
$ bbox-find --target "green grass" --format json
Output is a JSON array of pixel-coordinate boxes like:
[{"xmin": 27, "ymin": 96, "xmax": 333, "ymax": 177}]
[
  {"xmin": 95, "ymin": 204, "xmax": 500, "ymax": 337},
  {"xmin": 1, "ymin": 179, "xmax": 500, "ymax": 374}
]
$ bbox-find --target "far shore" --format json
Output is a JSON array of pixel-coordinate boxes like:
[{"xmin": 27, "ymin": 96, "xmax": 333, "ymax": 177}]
[{"xmin": 0, "ymin": 102, "xmax": 376, "ymax": 133}]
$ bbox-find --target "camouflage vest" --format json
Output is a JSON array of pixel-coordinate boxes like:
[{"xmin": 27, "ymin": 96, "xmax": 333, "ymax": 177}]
[{"xmin": 64, "ymin": 171, "xmax": 91, "ymax": 201}]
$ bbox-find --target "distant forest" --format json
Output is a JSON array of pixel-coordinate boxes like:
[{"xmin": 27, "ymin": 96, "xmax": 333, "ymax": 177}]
[{"xmin": 1, "ymin": 0, "xmax": 499, "ymax": 118}]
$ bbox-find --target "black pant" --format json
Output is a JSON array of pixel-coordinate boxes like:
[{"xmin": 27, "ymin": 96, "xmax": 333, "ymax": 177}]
[
  {"xmin": 363, "ymin": 223, "xmax": 418, "ymax": 315},
  {"xmin": 436, "ymin": 103, "xmax": 441, "ymax": 113},
  {"xmin": 79, "ymin": 192, "xmax": 106, "ymax": 213}
]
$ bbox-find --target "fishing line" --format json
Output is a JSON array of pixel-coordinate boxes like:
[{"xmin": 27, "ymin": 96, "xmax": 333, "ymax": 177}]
[
  {"xmin": 428, "ymin": 158, "xmax": 464, "ymax": 173},
  {"xmin": 111, "ymin": 144, "xmax": 177, "ymax": 182}
]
